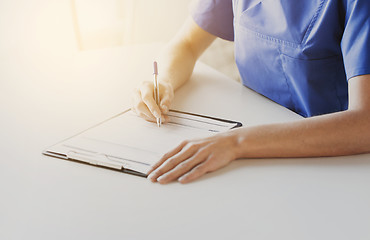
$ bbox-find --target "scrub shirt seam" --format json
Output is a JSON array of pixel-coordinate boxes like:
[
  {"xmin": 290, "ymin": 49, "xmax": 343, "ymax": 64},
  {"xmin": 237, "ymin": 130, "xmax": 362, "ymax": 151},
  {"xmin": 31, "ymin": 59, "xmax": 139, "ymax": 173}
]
[
  {"xmin": 278, "ymin": 48, "xmax": 299, "ymax": 115},
  {"xmin": 301, "ymin": 0, "xmax": 326, "ymax": 44},
  {"xmin": 237, "ymin": 0, "xmax": 327, "ymax": 48},
  {"xmin": 237, "ymin": 22, "xmax": 300, "ymax": 48},
  {"xmin": 233, "ymin": 0, "xmax": 239, "ymax": 15}
]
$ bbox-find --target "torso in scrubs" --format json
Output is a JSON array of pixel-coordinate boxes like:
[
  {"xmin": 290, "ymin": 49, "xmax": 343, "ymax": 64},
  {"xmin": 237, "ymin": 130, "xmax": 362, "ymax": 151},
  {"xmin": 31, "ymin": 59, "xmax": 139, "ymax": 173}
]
[{"xmin": 191, "ymin": 0, "xmax": 370, "ymax": 117}]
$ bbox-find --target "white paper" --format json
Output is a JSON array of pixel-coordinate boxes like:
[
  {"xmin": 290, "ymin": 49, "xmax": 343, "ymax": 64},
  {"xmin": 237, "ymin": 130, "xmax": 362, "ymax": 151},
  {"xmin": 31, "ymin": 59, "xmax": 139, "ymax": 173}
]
[{"xmin": 46, "ymin": 110, "xmax": 239, "ymax": 174}]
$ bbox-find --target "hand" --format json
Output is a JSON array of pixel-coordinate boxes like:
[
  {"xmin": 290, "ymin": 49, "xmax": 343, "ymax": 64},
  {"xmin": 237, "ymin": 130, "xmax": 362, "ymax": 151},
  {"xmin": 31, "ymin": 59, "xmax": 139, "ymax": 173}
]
[
  {"xmin": 131, "ymin": 80, "xmax": 174, "ymax": 122},
  {"xmin": 147, "ymin": 132, "xmax": 240, "ymax": 184}
]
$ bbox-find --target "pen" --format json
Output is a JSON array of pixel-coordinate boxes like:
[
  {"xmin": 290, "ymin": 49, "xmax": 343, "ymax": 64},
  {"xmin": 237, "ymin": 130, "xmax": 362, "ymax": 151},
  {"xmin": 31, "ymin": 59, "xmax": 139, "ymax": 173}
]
[{"xmin": 153, "ymin": 61, "xmax": 161, "ymax": 127}]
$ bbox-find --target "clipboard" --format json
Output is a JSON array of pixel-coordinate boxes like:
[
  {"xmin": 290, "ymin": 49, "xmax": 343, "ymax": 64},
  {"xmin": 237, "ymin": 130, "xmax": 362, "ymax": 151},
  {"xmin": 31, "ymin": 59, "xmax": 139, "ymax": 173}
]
[{"xmin": 43, "ymin": 109, "xmax": 242, "ymax": 177}]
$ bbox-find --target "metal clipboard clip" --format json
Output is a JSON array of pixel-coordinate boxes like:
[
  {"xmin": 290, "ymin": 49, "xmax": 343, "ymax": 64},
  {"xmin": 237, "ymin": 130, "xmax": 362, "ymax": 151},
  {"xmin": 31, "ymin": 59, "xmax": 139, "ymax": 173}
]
[
  {"xmin": 65, "ymin": 150, "xmax": 149, "ymax": 177},
  {"xmin": 67, "ymin": 150, "xmax": 130, "ymax": 170}
]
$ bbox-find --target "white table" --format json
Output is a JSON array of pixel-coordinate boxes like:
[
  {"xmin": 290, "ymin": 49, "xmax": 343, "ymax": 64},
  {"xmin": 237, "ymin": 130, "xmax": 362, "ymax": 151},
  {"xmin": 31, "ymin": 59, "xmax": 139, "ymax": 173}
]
[{"xmin": 1, "ymin": 45, "xmax": 370, "ymax": 240}]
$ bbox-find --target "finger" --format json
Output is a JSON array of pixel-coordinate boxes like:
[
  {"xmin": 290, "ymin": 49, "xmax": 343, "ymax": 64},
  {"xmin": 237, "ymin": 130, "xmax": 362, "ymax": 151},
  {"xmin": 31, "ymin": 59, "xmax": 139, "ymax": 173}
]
[
  {"xmin": 146, "ymin": 140, "xmax": 188, "ymax": 176},
  {"xmin": 156, "ymin": 148, "xmax": 209, "ymax": 184},
  {"xmin": 137, "ymin": 111, "xmax": 156, "ymax": 123},
  {"xmin": 159, "ymin": 88, "xmax": 174, "ymax": 114},
  {"xmin": 141, "ymin": 83, "xmax": 162, "ymax": 119},
  {"xmin": 148, "ymin": 141, "xmax": 199, "ymax": 182},
  {"xmin": 178, "ymin": 158, "xmax": 212, "ymax": 184},
  {"xmin": 136, "ymin": 103, "xmax": 156, "ymax": 121},
  {"xmin": 159, "ymin": 97, "xmax": 172, "ymax": 114},
  {"xmin": 132, "ymin": 89, "xmax": 156, "ymax": 121},
  {"xmin": 149, "ymin": 148, "xmax": 198, "ymax": 183},
  {"xmin": 161, "ymin": 114, "xmax": 169, "ymax": 123}
]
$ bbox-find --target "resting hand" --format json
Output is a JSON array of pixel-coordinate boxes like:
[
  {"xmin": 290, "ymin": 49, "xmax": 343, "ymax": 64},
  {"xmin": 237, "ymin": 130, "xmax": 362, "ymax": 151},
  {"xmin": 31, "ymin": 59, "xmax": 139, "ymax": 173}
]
[
  {"xmin": 147, "ymin": 131, "xmax": 240, "ymax": 184},
  {"xmin": 131, "ymin": 80, "xmax": 174, "ymax": 122}
]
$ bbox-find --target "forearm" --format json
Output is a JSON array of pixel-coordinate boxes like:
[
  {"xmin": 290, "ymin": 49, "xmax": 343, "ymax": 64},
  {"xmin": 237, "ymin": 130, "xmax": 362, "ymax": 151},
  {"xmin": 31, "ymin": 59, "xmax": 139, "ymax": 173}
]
[
  {"xmin": 233, "ymin": 109, "xmax": 370, "ymax": 158},
  {"xmin": 157, "ymin": 17, "xmax": 216, "ymax": 91},
  {"xmin": 157, "ymin": 38, "xmax": 198, "ymax": 91}
]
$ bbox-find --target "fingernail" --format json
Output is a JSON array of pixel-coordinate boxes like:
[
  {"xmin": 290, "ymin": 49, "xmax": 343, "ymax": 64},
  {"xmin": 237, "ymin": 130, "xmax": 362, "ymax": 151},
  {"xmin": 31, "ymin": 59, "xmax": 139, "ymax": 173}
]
[
  {"xmin": 178, "ymin": 176, "xmax": 187, "ymax": 183},
  {"xmin": 157, "ymin": 176, "xmax": 167, "ymax": 184},
  {"xmin": 148, "ymin": 172, "xmax": 157, "ymax": 181}
]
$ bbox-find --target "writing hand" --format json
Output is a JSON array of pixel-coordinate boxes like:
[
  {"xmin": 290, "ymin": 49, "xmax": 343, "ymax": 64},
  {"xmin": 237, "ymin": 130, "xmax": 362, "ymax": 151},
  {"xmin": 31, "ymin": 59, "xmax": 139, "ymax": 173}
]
[{"xmin": 131, "ymin": 80, "xmax": 174, "ymax": 122}]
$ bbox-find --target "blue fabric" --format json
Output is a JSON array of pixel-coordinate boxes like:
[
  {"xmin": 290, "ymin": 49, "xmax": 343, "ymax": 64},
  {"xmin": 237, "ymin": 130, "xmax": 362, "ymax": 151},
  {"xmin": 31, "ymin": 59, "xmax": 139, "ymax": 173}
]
[
  {"xmin": 191, "ymin": 0, "xmax": 234, "ymax": 41},
  {"xmin": 191, "ymin": 0, "xmax": 370, "ymax": 117}
]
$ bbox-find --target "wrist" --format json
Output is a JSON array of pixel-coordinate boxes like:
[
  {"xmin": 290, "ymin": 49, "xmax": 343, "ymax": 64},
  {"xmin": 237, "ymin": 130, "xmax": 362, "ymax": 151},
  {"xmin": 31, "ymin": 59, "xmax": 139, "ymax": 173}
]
[
  {"xmin": 223, "ymin": 128, "xmax": 247, "ymax": 160},
  {"xmin": 229, "ymin": 127, "xmax": 257, "ymax": 159}
]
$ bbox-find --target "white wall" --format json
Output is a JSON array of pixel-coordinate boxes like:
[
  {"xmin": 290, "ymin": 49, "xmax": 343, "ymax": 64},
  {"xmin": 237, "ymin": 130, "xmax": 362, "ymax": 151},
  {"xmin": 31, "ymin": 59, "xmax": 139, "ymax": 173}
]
[
  {"xmin": 73, "ymin": 0, "xmax": 239, "ymax": 81},
  {"xmin": 128, "ymin": 0, "xmax": 191, "ymax": 44},
  {"xmin": 0, "ymin": 0, "xmax": 78, "ymax": 83},
  {"xmin": 74, "ymin": 0, "xmax": 192, "ymax": 49}
]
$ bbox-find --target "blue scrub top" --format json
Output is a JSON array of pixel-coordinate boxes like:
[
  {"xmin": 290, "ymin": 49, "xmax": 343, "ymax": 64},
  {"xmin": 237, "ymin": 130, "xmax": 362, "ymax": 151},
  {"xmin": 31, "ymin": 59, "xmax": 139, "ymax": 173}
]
[{"xmin": 191, "ymin": 0, "xmax": 370, "ymax": 117}]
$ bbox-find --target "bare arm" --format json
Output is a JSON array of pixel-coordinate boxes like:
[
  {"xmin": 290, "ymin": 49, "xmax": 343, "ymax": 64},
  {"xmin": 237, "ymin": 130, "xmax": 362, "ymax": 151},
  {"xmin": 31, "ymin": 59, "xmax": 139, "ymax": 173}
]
[
  {"xmin": 131, "ymin": 17, "xmax": 215, "ymax": 121},
  {"xmin": 148, "ymin": 74, "xmax": 370, "ymax": 184},
  {"xmin": 158, "ymin": 17, "xmax": 216, "ymax": 90},
  {"xmin": 234, "ymin": 74, "xmax": 370, "ymax": 158}
]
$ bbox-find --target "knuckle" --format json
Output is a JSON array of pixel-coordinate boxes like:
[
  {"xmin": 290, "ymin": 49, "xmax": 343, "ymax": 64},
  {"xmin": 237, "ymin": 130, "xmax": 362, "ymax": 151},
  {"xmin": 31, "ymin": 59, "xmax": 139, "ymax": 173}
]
[
  {"xmin": 195, "ymin": 164, "xmax": 207, "ymax": 173},
  {"xmin": 179, "ymin": 162, "xmax": 191, "ymax": 170},
  {"xmin": 197, "ymin": 148, "xmax": 209, "ymax": 157},
  {"xmin": 187, "ymin": 145, "xmax": 197, "ymax": 152},
  {"xmin": 185, "ymin": 143, "xmax": 200, "ymax": 152},
  {"xmin": 166, "ymin": 156, "xmax": 180, "ymax": 166}
]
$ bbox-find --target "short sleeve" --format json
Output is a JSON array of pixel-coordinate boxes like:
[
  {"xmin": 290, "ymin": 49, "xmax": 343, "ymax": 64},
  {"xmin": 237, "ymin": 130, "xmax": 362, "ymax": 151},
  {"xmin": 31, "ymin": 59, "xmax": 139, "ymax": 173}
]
[
  {"xmin": 341, "ymin": 0, "xmax": 370, "ymax": 79},
  {"xmin": 190, "ymin": 0, "xmax": 234, "ymax": 41}
]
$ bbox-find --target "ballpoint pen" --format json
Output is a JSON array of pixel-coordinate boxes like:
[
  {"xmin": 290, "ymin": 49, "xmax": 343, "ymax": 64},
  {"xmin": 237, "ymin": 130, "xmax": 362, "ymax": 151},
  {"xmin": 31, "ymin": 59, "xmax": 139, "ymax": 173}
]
[{"xmin": 153, "ymin": 61, "xmax": 161, "ymax": 127}]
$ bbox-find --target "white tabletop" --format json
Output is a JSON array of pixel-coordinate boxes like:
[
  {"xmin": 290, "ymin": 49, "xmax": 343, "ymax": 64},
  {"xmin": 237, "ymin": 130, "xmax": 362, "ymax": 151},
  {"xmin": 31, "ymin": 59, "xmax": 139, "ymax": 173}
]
[{"xmin": 1, "ymin": 45, "xmax": 370, "ymax": 240}]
